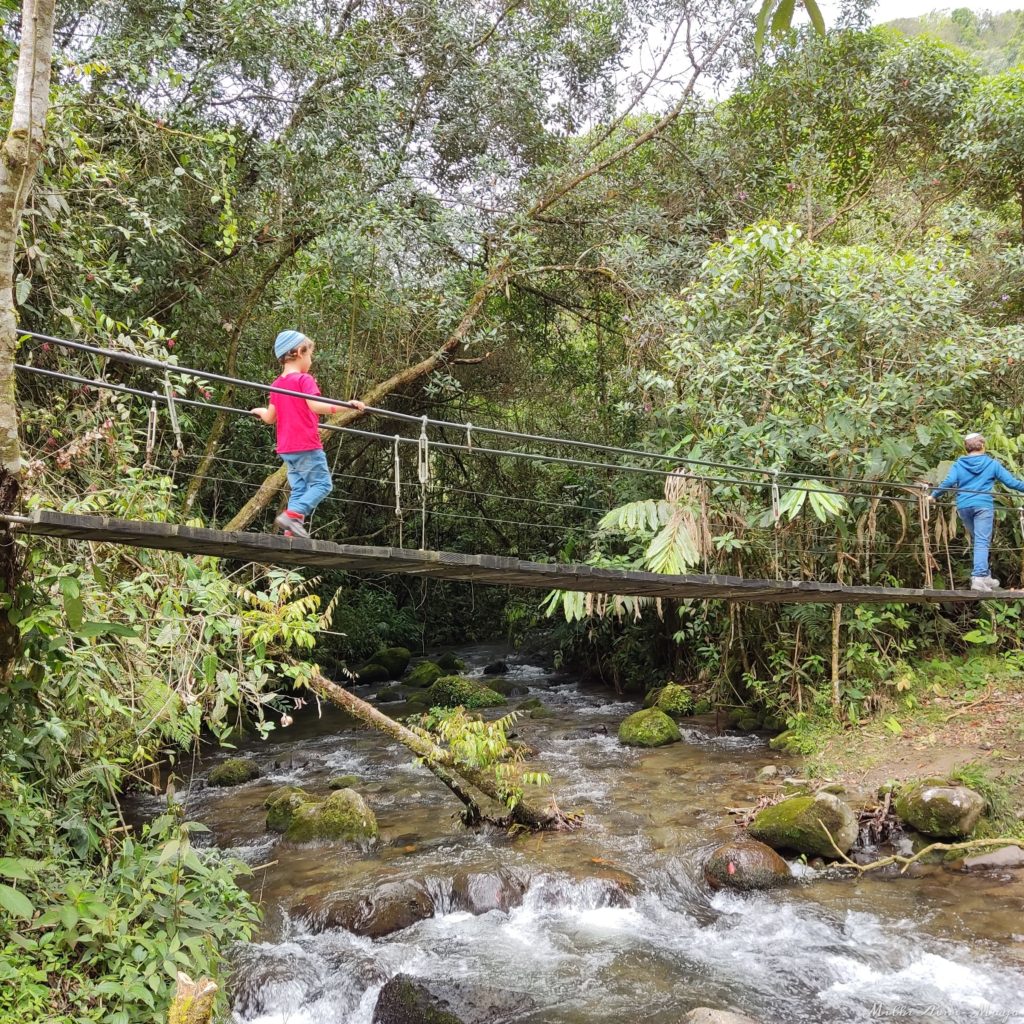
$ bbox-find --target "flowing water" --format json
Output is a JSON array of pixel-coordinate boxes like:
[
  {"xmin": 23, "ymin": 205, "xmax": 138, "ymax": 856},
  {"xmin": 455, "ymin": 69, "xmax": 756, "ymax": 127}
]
[{"xmin": 145, "ymin": 646, "xmax": 1024, "ymax": 1024}]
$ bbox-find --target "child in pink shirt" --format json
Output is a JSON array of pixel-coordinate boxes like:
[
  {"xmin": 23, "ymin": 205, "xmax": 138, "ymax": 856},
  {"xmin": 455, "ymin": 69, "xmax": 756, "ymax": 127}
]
[{"xmin": 251, "ymin": 330, "xmax": 365, "ymax": 538}]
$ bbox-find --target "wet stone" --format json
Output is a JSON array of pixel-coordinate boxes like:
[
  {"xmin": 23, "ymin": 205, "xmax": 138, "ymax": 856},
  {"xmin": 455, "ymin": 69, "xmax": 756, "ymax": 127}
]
[
  {"xmin": 450, "ymin": 869, "xmax": 528, "ymax": 915},
  {"xmin": 958, "ymin": 845, "xmax": 1024, "ymax": 872},
  {"xmin": 483, "ymin": 661, "xmax": 508, "ymax": 675},
  {"xmin": 755, "ymin": 765, "xmax": 778, "ymax": 782},
  {"xmin": 684, "ymin": 1009, "xmax": 762, "ymax": 1024},
  {"xmin": 208, "ymin": 757, "xmax": 260, "ymax": 787},
  {"xmin": 618, "ymin": 707, "xmax": 681, "ymax": 747},
  {"xmin": 292, "ymin": 879, "xmax": 434, "ymax": 938},
  {"xmin": 704, "ymin": 839, "xmax": 792, "ymax": 891},
  {"xmin": 372, "ymin": 975, "xmax": 536, "ymax": 1024}
]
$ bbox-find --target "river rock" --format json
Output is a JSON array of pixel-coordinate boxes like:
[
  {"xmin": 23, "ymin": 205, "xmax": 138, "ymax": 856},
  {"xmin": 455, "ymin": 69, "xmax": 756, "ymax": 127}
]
[
  {"xmin": 375, "ymin": 685, "xmax": 403, "ymax": 703},
  {"xmin": 768, "ymin": 730, "xmax": 804, "ymax": 754},
  {"xmin": 483, "ymin": 661, "xmax": 508, "ymax": 675},
  {"xmin": 704, "ymin": 839, "xmax": 792, "ymax": 891},
  {"xmin": 358, "ymin": 647, "xmax": 412, "ymax": 682},
  {"xmin": 618, "ymin": 707, "xmax": 681, "ymax": 747},
  {"xmin": 285, "ymin": 789, "xmax": 379, "ymax": 843},
  {"xmin": 436, "ymin": 651, "xmax": 465, "ymax": 672},
  {"xmin": 958, "ymin": 845, "xmax": 1024, "ymax": 871},
  {"xmin": 748, "ymin": 792, "xmax": 858, "ymax": 858},
  {"xmin": 755, "ymin": 765, "xmax": 778, "ymax": 782},
  {"xmin": 684, "ymin": 1010, "xmax": 762, "ymax": 1024},
  {"xmin": 451, "ymin": 869, "xmax": 528, "ymax": 914},
  {"xmin": 328, "ymin": 774, "xmax": 361, "ymax": 789},
  {"xmin": 208, "ymin": 757, "xmax": 260, "ymax": 787},
  {"xmin": 297, "ymin": 879, "xmax": 434, "ymax": 937},
  {"xmin": 428, "ymin": 675, "xmax": 507, "ymax": 709},
  {"xmin": 372, "ymin": 975, "xmax": 535, "ymax": 1024},
  {"xmin": 483, "ymin": 677, "xmax": 530, "ymax": 698},
  {"xmin": 405, "ymin": 661, "xmax": 443, "ymax": 688},
  {"xmin": 643, "ymin": 683, "xmax": 695, "ymax": 717},
  {"xmin": 562, "ymin": 724, "xmax": 608, "ymax": 739},
  {"xmin": 265, "ymin": 786, "xmax": 314, "ymax": 832},
  {"xmin": 895, "ymin": 781, "xmax": 986, "ymax": 838}
]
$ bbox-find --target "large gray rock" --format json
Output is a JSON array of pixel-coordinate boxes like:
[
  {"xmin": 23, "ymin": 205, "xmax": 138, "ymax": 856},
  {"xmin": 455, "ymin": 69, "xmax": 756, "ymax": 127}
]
[
  {"xmin": 684, "ymin": 1010, "xmax": 762, "ymax": 1024},
  {"xmin": 895, "ymin": 782, "xmax": 986, "ymax": 838},
  {"xmin": 704, "ymin": 839, "xmax": 792, "ymax": 891},
  {"xmin": 451, "ymin": 870, "xmax": 528, "ymax": 914},
  {"xmin": 748, "ymin": 791, "xmax": 858, "ymax": 858},
  {"xmin": 293, "ymin": 879, "xmax": 433, "ymax": 937},
  {"xmin": 959, "ymin": 845, "xmax": 1024, "ymax": 871},
  {"xmin": 372, "ymin": 975, "xmax": 535, "ymax": 1024}
]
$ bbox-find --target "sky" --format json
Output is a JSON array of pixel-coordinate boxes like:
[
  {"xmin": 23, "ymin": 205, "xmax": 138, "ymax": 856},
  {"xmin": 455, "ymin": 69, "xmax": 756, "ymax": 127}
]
[{"xmin": 850, "ymin": 0, "xmax": 1024, "ymax": 18}]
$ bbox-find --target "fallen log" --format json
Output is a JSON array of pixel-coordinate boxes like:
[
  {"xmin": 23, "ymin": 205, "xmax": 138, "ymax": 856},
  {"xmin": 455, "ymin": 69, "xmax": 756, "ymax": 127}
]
[{"xmin": 310, "ymin": 673, "xmax": 575, "ymax": 830}]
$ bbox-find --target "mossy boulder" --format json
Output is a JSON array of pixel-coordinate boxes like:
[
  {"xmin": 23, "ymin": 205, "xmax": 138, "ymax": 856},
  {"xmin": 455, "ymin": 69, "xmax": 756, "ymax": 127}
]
[
  {"xmin": 768, "ymin": 730, "xmax": 804, "ymax": 754},
  {"xmin": 895, "ymin": 782, "xmax": 986, "ymax": 838},
  {"xmin": 427, "ymin": 675, "xmax": 507, "ymax": 709},
  {"xmin": 704, "ymin": 839, "xmax": 792, "ymax": 891},
  {"xmin": 748, "ymin": 792, "xmax": 858, "ymax": 857},
  {"xmin": 693, "ymin": 698, "xmax": 714, "ymax": 715},
  {"xmin": 517, "ymin": 697, "xmax": 544, "ymax": 711},
  {"xmin": 208, "ymin": 757, "xmax": 260, "ymax": 787},
  {"xmin": 265, "ymin": 787, "xmax": 314, "ymax": 833},
  {"xmin": 372, "ymin": 976, "xmax": 464, "ymax": 1024},
  {"xmin": 618, "ymin": 708, "xmax": 681, "ymax": 747},
  {"xmin": 732, "ymin": 713, "xmax": 762, "ymax": 733},
  {"xmin": 359, "ymin": 647, "xmax": 411, "ymax": 682},
  {"xmin": 405, "ymin": 661, "xmax": 444, "ymax": 688},
  {"xmin": 530, "ymin": 706, "xmax": 555, "ymax": 719},
  {"xmin": 483, "ymin": 677, "xmax": 530, "ymax": 698},
  {"xmin": 642, "ymin": 683, "xmax": 695, "ymax": 718},
  {"xmin": 375, "ymin": 686, "xmax": 403, "ymax": 703},
  {"xmin": 285, "ymin": 789, "xmax": 379, "ymax": 843},
  {"xmin": 328, "ymin": 774, "xmax": 361, "ymax": 790},
  {"xmin": 435, "ymin": 651, "xmax": 465, "ymax": 672}
]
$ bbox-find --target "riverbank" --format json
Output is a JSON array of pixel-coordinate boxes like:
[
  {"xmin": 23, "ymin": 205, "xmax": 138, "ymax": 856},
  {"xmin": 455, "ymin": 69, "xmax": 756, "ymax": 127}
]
[{"xmin": 801, "ymin": 655, "xmax": 1024, "ymax": 829}]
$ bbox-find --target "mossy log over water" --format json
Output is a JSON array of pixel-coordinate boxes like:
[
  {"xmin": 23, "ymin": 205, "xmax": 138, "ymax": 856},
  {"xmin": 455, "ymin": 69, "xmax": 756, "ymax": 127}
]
[{"xmin": 311, "ymin": 673, "xmax": 565, "ymax": 829}]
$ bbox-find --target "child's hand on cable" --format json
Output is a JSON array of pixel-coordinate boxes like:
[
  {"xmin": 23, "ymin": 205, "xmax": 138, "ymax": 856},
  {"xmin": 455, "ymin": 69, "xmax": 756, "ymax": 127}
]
[
  {"xmin": 345, "ymin": 400, "xmax": 366, "ymax": 413},
  {"xmin": 251, "ymin": 406, "xmax": 273, "ymax": 423}
]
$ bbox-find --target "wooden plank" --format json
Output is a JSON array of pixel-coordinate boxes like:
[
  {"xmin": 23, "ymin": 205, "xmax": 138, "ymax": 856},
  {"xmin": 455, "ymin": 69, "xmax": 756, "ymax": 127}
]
[{"xmin": 15, "ymin": 510, "xmax": 1024, "ymax": 606}]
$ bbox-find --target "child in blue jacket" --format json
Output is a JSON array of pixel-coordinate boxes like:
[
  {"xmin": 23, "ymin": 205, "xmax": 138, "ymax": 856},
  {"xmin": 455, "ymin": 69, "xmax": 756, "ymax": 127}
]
[{"xmin": 930, "ymin": 432, "xmax": 1024, "ymax": 591}]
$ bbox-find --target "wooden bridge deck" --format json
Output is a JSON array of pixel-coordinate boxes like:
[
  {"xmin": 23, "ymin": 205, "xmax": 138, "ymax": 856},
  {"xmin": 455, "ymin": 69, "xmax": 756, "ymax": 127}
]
[{"xmin": 16, "ymin": 510, "xmax": 1020, "ymax": 605}]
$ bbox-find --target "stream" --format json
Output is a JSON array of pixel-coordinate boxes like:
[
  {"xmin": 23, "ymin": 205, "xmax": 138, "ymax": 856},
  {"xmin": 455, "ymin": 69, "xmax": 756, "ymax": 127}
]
[{"xmin": 144, "ymin": 645, "xmax": 1024, "ymax": 1024}]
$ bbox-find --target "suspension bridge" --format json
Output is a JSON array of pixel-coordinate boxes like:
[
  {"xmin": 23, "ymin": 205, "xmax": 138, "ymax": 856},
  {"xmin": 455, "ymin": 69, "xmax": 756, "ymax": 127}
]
[{"xmin": 12, "ymin": 330, "xmax": 1024, "ymax": 606}]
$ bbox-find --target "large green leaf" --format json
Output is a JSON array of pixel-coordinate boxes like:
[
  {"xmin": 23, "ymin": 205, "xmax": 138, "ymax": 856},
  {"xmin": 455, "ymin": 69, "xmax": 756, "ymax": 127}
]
[{"xmin": 0, "ymin": 883, "xmax": 34, "ymax": 920}]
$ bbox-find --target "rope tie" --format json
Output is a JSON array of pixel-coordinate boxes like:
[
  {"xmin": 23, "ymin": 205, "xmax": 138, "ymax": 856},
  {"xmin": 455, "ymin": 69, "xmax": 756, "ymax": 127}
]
[
  {"xmin": 163, "ymin": 376, "xmax": 183, "ymax": 453},
  {"xmin": 770, "ymin": 469, "xmax": 781, "ymax": 523},
  {"xmin": 918, "ymin": 487, "xmax": 933, "ymax": 589},
  {"xmin": 145, "ymin": 395, "xmax": 158, "ymax": 466},
  {"xmin": 466, "ymin": 421, "xmax": 473, "ymax": 451},
  {"xmin": 393, "ymin": 435, "xmax": 404, "ymax": 548},
  {"xmin": 417, "ymin": 415, "xmax": 430, "ymax": 549}
]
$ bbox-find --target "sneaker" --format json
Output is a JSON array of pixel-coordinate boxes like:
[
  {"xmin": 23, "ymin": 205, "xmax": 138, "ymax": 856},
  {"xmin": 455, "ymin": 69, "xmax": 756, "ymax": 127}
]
[
  {"xmin": 274, "ymin": 512, "xmax": 309, "ymax": 539},
  {"xmin": 984, "ymin": 576, "xmax": 1001, "ymax": 591},
  {"xmin": 970, "ymin": 576, "xmax": 993, "ymax": 592}
]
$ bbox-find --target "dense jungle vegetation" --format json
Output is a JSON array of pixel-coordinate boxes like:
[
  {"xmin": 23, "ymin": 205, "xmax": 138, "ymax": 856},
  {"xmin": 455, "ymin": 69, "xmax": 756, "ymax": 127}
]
[{"xmin": 4, "ymin": 0, "xmax": 1024, "ymax": 1019}]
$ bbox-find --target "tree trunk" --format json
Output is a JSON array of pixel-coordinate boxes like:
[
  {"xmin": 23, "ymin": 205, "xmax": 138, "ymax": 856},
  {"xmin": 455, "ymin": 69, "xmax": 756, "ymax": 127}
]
[
  {"xmin": 310, "ymin": 672, "xmax": 562, "ymax": 829},
  {"xmin": 223, "ymin": 261, "xmax": 508, "ymax": 532},
  {"xmin": 0, "ymin": 0, "xmax": 58, "ymax": 677},
  {"xmin": 167, "ymin": 972, "xmax": 218, "ymax": 1024}
]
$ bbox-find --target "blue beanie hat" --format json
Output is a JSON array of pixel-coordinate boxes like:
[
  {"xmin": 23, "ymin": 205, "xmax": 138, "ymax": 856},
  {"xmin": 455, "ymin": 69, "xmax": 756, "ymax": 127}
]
[{"xmin": 274, "ymin": 329, "xmax": 306, "ymax": 359}]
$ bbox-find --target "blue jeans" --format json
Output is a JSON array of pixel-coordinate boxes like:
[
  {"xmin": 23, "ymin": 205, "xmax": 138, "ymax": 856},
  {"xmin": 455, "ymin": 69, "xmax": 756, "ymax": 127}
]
[
  {"xmin": 958, "ymin": 507, "xmax": 994, "ymax": 579},
  {"xmin": 280, "ymin": 449, "xmax": 332, "ymax": 518}
]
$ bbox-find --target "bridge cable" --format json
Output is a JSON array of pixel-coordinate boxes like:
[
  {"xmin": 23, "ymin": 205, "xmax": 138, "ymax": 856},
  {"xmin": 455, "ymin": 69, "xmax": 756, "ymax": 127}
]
[{"xmin": 20, "ymin": 329, "xmax": 943, "ymax": 498}]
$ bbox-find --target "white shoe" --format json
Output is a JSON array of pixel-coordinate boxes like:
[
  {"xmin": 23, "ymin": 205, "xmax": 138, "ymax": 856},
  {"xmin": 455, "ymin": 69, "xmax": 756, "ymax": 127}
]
[
  {"xmin": 971, "ymin": 577, "xmax": 993, "ymax": 592},
  {"xmin": 984, "ymin": 576, "xmax": 1001, "ymax": 590}
]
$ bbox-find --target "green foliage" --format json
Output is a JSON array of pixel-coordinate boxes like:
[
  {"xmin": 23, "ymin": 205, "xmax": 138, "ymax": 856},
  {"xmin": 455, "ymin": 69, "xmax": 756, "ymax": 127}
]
[
  {"xmin": 421, "ymin": 708, "xmax": 550, "ymax": 810},
  {"xmin": 0, "ymin": 811, "xmax": 258, "ymax": 1023}
]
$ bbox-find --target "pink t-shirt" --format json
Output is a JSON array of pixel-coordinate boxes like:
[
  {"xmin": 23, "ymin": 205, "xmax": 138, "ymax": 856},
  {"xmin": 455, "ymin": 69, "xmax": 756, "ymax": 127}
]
[{"xmin": 270, "ymin": 372, "xmax": 323, "ymax": 454}]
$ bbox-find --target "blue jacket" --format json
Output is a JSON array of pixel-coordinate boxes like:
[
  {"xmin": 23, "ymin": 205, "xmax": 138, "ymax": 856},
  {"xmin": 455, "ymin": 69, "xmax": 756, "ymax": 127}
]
[{"xmin": 931, "ymin": 454, "xmax": 1024, "ymax": 509}]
